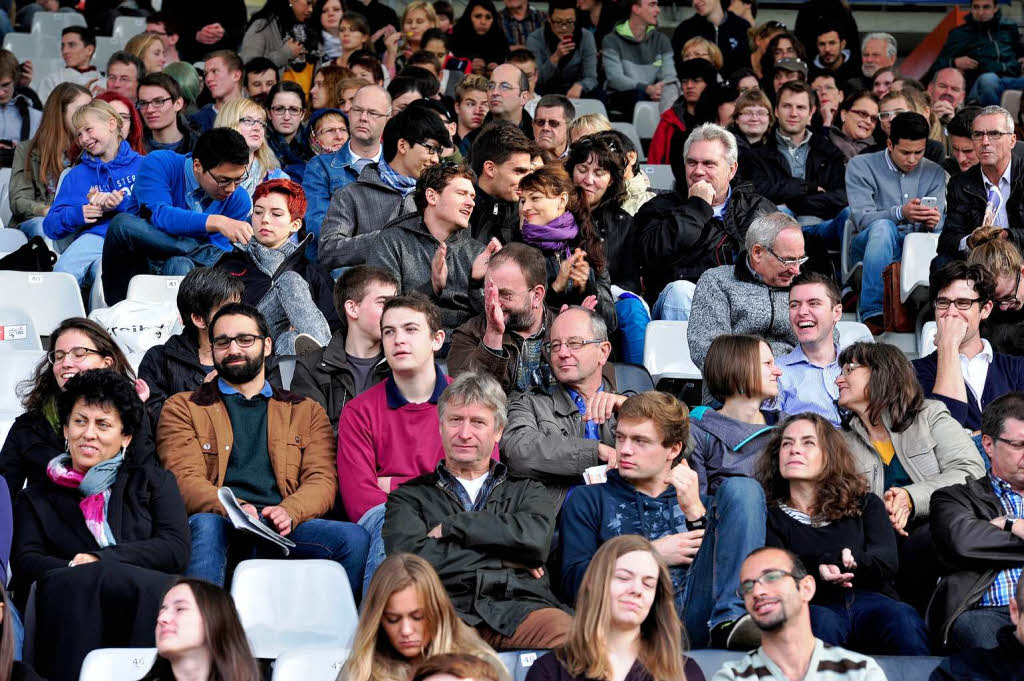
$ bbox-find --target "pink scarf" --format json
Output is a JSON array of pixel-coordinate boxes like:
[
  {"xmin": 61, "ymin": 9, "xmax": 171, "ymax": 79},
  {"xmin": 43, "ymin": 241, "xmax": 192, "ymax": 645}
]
[{"xmin": 46, "ymin": 454, "xmax": 116, "ymax": 547}]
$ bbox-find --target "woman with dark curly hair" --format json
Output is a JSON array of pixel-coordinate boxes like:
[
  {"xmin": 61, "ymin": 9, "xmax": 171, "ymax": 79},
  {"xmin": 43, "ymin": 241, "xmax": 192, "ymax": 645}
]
[
  {"xmin": 12, "ymin": 369, "xmax": 190, "ymax": 681},
  {"xmin": 756, "ymin": 412, "xmax": 930, "ymax": 655},
  {"xmin": 0, "ymin": 318, "xmax": 157, "ymax": 506}
]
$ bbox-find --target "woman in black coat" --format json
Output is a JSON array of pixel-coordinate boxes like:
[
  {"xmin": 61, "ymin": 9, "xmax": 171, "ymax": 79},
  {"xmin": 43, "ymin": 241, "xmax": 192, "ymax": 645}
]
[
  {"xmin": 12, "ymin": 369, "xmax": 190, "ymax": 681},
  {"xmin": 0, "ymin": 318, "xmax": 157, "ymax": 506},
  {"xmin": 449, "ymin": 0, "xmax": 509, "ymax": 75}
]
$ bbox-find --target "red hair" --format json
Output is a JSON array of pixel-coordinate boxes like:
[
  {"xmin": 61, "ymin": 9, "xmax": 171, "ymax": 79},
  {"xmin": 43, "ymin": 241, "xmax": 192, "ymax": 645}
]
[
  {"xmin": 95, "ymin": 91, "xmax": 146, "ymax": 155},
  {"xmin": 252, "ymin": 179, "xmax": 308, "ymax": 220}
]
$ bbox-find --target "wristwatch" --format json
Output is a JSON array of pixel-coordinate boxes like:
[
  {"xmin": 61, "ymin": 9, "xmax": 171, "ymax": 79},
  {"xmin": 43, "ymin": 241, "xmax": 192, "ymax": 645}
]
[
  {"xmin": 686, "ymin": 514, "xmax": 708, "ymax": 531},
  {"xmin": 1005, "ymin": 518, "xmax": 1017, "ymax": 533}
]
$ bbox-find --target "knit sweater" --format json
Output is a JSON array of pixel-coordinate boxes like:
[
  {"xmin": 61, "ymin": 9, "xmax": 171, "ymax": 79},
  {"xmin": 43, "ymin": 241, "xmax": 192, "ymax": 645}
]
[
  {"xmin": 712, "ymin": 639, "xmax": 886, "ymax": 681},
  {"xmin": 846, "ymin": 149, "xmax": 948, "ymax": 233}
]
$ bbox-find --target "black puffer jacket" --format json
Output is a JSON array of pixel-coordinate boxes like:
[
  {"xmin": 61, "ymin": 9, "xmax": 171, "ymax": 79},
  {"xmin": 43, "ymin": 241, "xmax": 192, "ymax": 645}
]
[
  {"xmin": 939, "ymin": 156, "xmax": 1024, "ymax": 258},
  {"xmin": 469, "ymin": 184, "xmax": 521, "ymax": 245},
  {"xmin": 592, "ymin": 202, "xmax": 639, "ymax": 292},
  {"xmin": 635, "ymin": 182, "xmax": 776, "ymax": 302}
]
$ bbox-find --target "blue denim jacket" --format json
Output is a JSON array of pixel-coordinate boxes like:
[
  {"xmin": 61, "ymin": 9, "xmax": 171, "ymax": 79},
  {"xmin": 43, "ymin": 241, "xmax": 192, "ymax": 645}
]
[{"xmin": 301, "ymin": 142, "xmax": 366, "ymax": 261}]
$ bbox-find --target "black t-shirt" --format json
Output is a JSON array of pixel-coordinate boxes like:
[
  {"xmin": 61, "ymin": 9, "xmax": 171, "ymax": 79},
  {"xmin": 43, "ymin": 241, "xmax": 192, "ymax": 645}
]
[{"xmin": 348, "ymin": 353, "xmax": 383, "ymax": 395}]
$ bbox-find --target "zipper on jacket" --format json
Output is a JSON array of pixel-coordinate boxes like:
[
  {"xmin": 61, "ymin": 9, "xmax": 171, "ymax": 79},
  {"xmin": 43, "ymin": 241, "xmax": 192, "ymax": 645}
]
[{"xmin": 941, "ymin": 572, "xmax": 995, "ymax": 647}]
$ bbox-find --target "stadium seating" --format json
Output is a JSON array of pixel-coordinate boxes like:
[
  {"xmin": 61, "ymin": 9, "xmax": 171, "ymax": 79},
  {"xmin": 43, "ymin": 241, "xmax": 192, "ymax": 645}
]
[
  {"xmin": 900, "ymin": 233, "xmax": 939, "ymax": 305},
  {"xmin": 0, "ymin": 271, "xmax": 85, "ymax": 338},
  {"xmin": 125, "ymin": 275, "xmax": 185, "ymax": 305},
  {"xmin": 78, "ymin": 648, "xmax": 157, "ymax": 681},
  {"xmin": 0, "ymin": 226, "xmax": 26, "ymax": 252},
  {"xmin": 30, "ymin": 11, "xmax": 86, "ymax": 36},
  {"xmin": 0, "ymin": 168, "xmax": 14, "ymax": 228},
  {"xmin": 840, "ymin": 219, "xmax": 861, "ymax": 284},
  {"xmin": 278, "ymin": 357, "xmax": 296, "ymax": 390},
  {"xmin": 230, "ymin": 559, "xmax": 359, "ymax": 659},
  {"xmin": 2, "ymin": 32, "xmax": 48, "ymax": 61},
  {"xmin": 93, "ymin": 37, "xmax": 123, "ymax": 72},
  {"xmin": 613, "ymin": 362, "xmax": 655, "ymax": 394},
  {"xmin": 269, "ymin": 647, "xmax": 351, "ymax": 681},
  {"xmin": 568, "ymin": 98, "xmax": 607, "ymax": 119},
  {"xmin": 1001, "ymin": 89, "xmax": 1022, "ymax": 122},
  {"xmin": 112, "ymin": 16, "xmax": 147, "ymax": 43},
  {"xmin": 919, "ymin": 320, "xmax": 937, "ymax": 358},
  {"xmin": 642, "ymin": 165, "xmax": 674, "ymax": 191},
  {"xmin": 0, "ymin": 305, "xmax": 43, "ymax": 352},
  {"xmin": 836, "ymin": 320, "xmax": 875, "ymax": 347},
  {"xmin": 610, "ymin": 121, "xmax": 645, "ymax": 161},
  {"xmin": 632, "ymin": 101, "xmax": 660, "ymax": 140},
  {"xmin": 643, "ymin": 320, "xmax": 701, "ymax": 386}
]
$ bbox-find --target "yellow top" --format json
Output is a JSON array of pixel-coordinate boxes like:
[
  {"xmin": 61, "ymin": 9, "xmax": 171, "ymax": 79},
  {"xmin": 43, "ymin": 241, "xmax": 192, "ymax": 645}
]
[{"xmin": 873, "ymin": 439, "xmax": 896, "ymax": 465}]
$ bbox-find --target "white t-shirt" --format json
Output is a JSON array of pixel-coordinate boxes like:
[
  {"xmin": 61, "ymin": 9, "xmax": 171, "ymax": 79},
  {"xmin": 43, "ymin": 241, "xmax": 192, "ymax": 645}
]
[{"xmin": 456, "ymin": 475, "xmax": 488, "ymax": 504}]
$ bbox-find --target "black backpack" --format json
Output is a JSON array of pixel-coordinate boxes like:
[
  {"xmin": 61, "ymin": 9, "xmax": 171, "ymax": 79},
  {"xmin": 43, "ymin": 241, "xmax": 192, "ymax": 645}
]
[{"xmin": 0, "ymin": 235, "xmax": 57, "ymax": 272}]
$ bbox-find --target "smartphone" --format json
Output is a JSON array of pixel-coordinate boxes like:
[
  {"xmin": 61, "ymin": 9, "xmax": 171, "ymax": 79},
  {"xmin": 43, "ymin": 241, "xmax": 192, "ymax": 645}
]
[{"xmin": 921, "ymin": 196, "xmax": 938, "ymax": 208}]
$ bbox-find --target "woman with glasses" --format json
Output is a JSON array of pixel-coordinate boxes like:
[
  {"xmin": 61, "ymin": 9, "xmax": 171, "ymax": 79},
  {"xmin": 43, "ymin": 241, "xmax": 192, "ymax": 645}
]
[
  {"xmin": 0, "ymin": 319, "xmax": 157, "ymax": 505},
  {"xmin": 729, "ymin": 89, "xmax": 773, "ymax": 151},
  {"xmin": 870, "ymin": 90, "xmax": 945, "ymax": 164},
  {"xmin": 968, "ymin": 225, "xmax": 1024, "ymax": 355},
  {"xmin": 828, "ymin": 90, "xmax": 878, "ymax": 162},
  {"xmin": 265, "ymin": 81, "xmax": 313, "ymax": 181},
  {"xmin": 756, "ymin": 412, "xmax": 930, "ymax": 656},
  {"xmin": 518, "ymin": 163, "xmax": 617, "ymax": 331},
  {"xmin": 526, "ymin": 0, "xmax": 598, "ymax": 99},
  {"xmin": 836, "ymin": 341, "xmax": 983, "ymax": 611},
  {"xmin": 214, "ymin": 98, "xmax": 288, "ymax": 197},
  {"xmin": 12, "ymin": 368, "xmax": 190, "ymax": 681},
  {"xmin": 449, "ymin": 0, "xmax": 509, "ymax": 77},
  {"xmin": 96, "ymin": 91, "xmax": 146, "ymax": 155}
]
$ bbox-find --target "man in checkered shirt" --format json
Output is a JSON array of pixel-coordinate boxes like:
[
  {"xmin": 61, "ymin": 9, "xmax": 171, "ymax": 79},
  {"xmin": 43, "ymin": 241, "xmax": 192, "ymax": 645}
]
[{"xmin": 931, "ymin": 391, "xmax": 1024, "ymax": 652}]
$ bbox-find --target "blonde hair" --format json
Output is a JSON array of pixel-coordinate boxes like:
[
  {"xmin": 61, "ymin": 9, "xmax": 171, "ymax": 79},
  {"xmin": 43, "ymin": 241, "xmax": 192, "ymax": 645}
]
[
  {"xmin": 402, "ymin": 1, "xmax": 439, "ymax": 42},
  {"xmin": 71, "ymin": 99, "xmax": 123, "ymax": 142},
  {"xmin": 214, "ymin": 98, "xmax": 280, "ymax": 172},
  {"xmin": 125, "ymin": 32, "xmax": 163, "ymax": 63},
  {"xmin": 568, "ymin": 113, "xmax": 612, "ymax": 140},
  {"xmin": 968, "ymin": 225, "xmax": 1024, "ymax": 279},
  {"xmin": 682, "ymin": 37, "xmax": 723, "ymax": 71},
  {"xmin": 339, "ymin": 555, "xmax": 509, "ymax": 681},
  {"xmin": 557, "ymin": 536, "xmax": 687, "ymax": 681}
]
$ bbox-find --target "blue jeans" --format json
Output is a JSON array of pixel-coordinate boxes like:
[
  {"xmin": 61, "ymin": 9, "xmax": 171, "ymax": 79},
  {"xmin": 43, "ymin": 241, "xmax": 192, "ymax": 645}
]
[
  {"xmin": 186, "ymin": 512, "xmax": 370, "ymax": 597},
  {"xmin": 682, "ymin": 477, "xmax": 767, "ymax": 648},
  {"xmin": 970, "ymin": 73, "xmax": 1024, "ymax": 106},
  {"xmin": 17, "ymin": 216, "xmax": 45, "ymax": 240},
  {"xmin": 949, "ymin": 605, "xmax": 1011, "ymax": 652},
  {"xmin": 101, "ymin": 213, "xmax": 225, "ymax": 304},
  {"xmin": 358, "ymin": 502, "xmax": 386, "ymax": 598},
  {"xmin": 810, "ymin": 589, "xmax": 930, "ymax": 655},
  {"xmin": 653, "ymin": 280, "xmax": 697, "ymax": 321},
  {"xmin": 801, "ymin": 207, "xmax": 850, "ymax": 250},
  {"xmin": 850, "ymin": 218, "xmax": 909, "ymax": 321},
  {"xmin": 54, "ymin": 232, "xmax": 103, "ymax": 287}
]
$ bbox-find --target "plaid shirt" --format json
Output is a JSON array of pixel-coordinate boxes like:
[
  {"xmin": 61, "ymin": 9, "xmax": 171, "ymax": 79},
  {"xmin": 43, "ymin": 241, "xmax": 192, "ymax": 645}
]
[
  {"xmin": 500, "ymin": 6, "xmax": 546, "ymax": 46},
  {"xmin": 979, "ymin": 474, "xmax": 1024, "ymax": 607}
]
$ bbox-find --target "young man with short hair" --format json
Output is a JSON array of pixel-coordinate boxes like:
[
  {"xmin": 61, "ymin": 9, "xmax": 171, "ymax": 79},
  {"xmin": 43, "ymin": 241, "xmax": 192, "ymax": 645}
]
[
  {"xmin": 243, "ymin": 57, "xmax": 279, "ymax": 106},
  {"xmin": 944, "ymin": 106, "xmax": 980, "ymax": 176},
  {"xmin": 811, "ymin": 23, "xmax": 859, "ymax": 86},
  {"xmin": 102, "ymin": 127, "xmax": 254, "ymax": 304},
  {"xmin": 189, "ymin": 50, "xmax": 244, "ymax": 133},
  {"xmin": 40, "ymin": 26, "xmax": 99, "ymax": 95},
  {"xmin": 532, "ymin": 94, "xmax": 574, "ymax": 160},
  {"xmin": 291, "ymin": 266, "xmax": 398, "ymax": 433},
  {"xmin": 526, "ymin": 0, "xmax": 598, "ymax": 100},
  {"xmin": 146, "ymin": 12, "xmax": 182, "ymax": 64},
  {"xmin": 468, "ymin": 121, "xmax": 536, "ymax": 244},
  {"xmin": 105, "ymin": 51, "xmax": 144, "ymax": 103},
  {"xmin": 319, "ymin": 106, "xmax": 451, "ymax": 270},
  {"xmin": 138, "ymin": 73, "xmax": 197, "ymax": 154},
  {"xmin": 158, "ymin": 303, "xmax": 369, "ymax": 590},
  {"xmin": 936, "ymin": 0, "xmax": 1024, "ymax": 105},
  {"xmin": 846, "ymin": 111, "xmax": 946, "ymax": 333},
  {"xmin": 0, "ymin": 49, "xmax": 40, "ymax": 159},
  {"xmin": 671, "ymin": 0, "xmax": 751, "ymax": 77},
  {"xmin": 501, "ymin": 0, "xmax": 547, "ymax": 49},
  {"xmin": 603, "ymin": 0, "xmax": 676, "ymax": 116},
  {"xmin": 368, "ymin": 162, "xmax": 499, "ymax": 339},
  {"xmin": 454, "ymin": 74, "xmax": 489, "ymax": 156}
]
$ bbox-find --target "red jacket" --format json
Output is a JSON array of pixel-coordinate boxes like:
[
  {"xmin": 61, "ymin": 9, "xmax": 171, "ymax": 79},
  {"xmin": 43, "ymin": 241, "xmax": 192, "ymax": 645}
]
[{"xmin": 647, "ymin": 107, "xmax": 686, "ymax": 165}]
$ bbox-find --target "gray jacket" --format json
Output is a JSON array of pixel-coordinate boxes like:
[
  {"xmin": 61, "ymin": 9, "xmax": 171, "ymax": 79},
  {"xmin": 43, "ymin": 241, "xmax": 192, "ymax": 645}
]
[
  {"xmin": 687, "ymin": 406, "xmax": 785, "ymax": 497},
  {"xmin": 601, "ymin": 21, "xmax": 676, "ymax": 94},
  {"xmin": 240, "ymin": 17, "xmax": 295, "ymax": 69},
  {"xmin": 320, "ymin": 162, "xmax": 417, "ymax": 270},
  {"xmin": 842, "ymin": 399, "xmax": 985, "ymax": 518},
  {"xmin": 526, "ymin": 26, "xmax": 598, "ymax": 95},
  {"xmin": 846, "ymin": 149, "xmax": 948, "ymax": 233},
  {"xmin": 688, "ymin": 259, "xmax": 797, "ymax": 369},
  {"xmin": 501, "ymin": 377, "xmax": 617, "ymax": 510},
  {"xmin": 366, "ymin": 213, "xmax": 486, "ymax": 334}
]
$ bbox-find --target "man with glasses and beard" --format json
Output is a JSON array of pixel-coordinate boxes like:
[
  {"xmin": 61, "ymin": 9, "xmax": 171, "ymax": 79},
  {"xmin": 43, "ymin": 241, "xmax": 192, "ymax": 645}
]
[
  {"xmin": 715, "ymin": 547, "xmax": 886, "ymax": 680},
  {"xmin": 157, "ymin": 303, "xmax": 370, "ymax": 593}
]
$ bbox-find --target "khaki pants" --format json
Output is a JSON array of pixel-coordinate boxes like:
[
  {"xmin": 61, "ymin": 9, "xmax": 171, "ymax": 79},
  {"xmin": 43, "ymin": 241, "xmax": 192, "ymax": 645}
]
[{"xmin": 477, "ymin": 607, "xmax": 573, "ymax": 650}]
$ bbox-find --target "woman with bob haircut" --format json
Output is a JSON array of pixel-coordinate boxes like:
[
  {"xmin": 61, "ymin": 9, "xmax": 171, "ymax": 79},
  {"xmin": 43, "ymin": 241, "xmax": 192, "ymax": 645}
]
[
  {"xmin": 339, "ymin": 553, "xmax": 508, "ymax": 681},
  {"xmin": 140, "ymin": 577, "xmax": 260, "ymax": 681},
  {"xmin": 728, "ymin": 88, "xmax": 773, "ymax": 151},
  {"xmin": 756, "ymin": 413, "xmax": 930, "ymax": 656},
  {"xmin": 527, "ymin": 535, "xmax": 703, "ymax": 681}
]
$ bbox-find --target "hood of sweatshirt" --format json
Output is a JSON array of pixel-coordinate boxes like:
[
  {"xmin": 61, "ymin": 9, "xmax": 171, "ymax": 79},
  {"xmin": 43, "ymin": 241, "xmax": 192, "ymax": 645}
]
[
  {"xmin": 689, "ymin": 406, "xmax": 783, "ymax": 453},
  {"xmin": 613, "ymin": 20, "xmax": 656, "ymax": 44},
  {"xmin": 78, "ymin": 140, "xmax": 140, "ymax": 192}
]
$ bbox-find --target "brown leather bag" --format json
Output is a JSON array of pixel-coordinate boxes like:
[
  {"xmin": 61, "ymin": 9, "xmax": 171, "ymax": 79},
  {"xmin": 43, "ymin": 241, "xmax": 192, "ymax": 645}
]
[{"xmin": 883, "ymin": 262, "xmax": 914, "ymax": 333}]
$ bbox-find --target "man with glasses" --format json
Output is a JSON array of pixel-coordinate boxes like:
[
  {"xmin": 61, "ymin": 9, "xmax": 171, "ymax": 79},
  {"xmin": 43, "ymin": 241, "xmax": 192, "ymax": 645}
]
[
  {"xmin": 158, "ymin": 302, "xmax": 369, "ymax": 591},
  {"xmin": 941, "ymin": 106, "xmax": 1024, "ymax": 260},
  {"xmin": 716, "ymin": 547, "xmax": 886, "ymax": 679},
  {"xmin": 671, "ymin": 0, "xmax": 751, "ymax": 78},
  {"xmin": 101, "ymin": 128, "xmax": 254, "ymax": 305},
  {"xmin": 481, "ymin": 63, "xmax": 534, "ymax": 141},
  {"xmin": 846, "ymin": 112, "xmax": 946, "ymax": 334},
  {"xmin": 189, "ymin": 50, "xmax": 244, "ymax": 133},
  {"xmin": 930, "ymin": 391, "xmax": 1024, "ymax": 651},
  {"xmin": 508, "ymin": 49, "xmax": 542, "ymax": 114},
  {"xmin": 320, "ymin": 106, "xmax": 450, "ymax": 271},
  {"xmin": 914, "ymin": 261, "xmax": 1024, "ymax": 432},
  {"xmin": 138, "ymin": 73, "xmax": 197, "ymax": 154},
  {"xmin": 532, "ymin": 94, "xmax": 574, "ymax": 160},
  {"xmin": 688, "ymin": 212, "xmax": 807, "ymax": 372},
  {"xmin": 104, "ymin": 52, "xmax": 143, "ymax": 104},
  {"xmin": 526, "ymin": 0, "xmax": 598, "ymax": 100},
  {"xmin": 303, "ymin": 85, "xmax": 392, "ymax": 258}
]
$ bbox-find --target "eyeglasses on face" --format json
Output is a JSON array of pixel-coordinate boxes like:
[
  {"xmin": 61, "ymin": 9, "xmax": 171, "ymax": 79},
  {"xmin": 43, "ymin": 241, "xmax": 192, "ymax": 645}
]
[
  {"xmin": 205, "ymin": 167, "xmax": 250, "ymax": 189},
  {"xmin": 877, "ymin": 109, "xmax": 908, "ymax": 121},
  {"xmin": 211, "ymin": 333, "xmax": 265, "ymax": 350},
  {"xmin": 136, "ymin": 96, "xmax": 172, "ymax": 110},
  {"xmin": 269, "ymin": 105, "xmax": 303, "ymax": 117},
  {"xmin": 839, "ymin": 362, "xmax": 863, "ymax": 377},
  {"xmin": 488, "ymin": 81, "xmax": 519, "ymax": 92},
  {"xmin": 416, "ymin": 140, "xmax": 443, "ymax": 157},
  {"xmin": 971, "ymin": 130, "xmax": 1011, "ymax": 141},
  {"xmin": 544, "ymin": 338, "xmax": 604, "ymax": 354},
  {"xmin": 238, "ymin": 116, "xmax": 267, "ymax": 129},
  {"xmin": 736, "ymin": 569, "xmax": 796, "ymax": 598},
  {"xmin": 350, "ymin": 105, "xmax": 389, "ymax": 120},
  {"xmin": 767, "ymin": 247, "xmax": 809, "ymax": 268},
  {"xmin": 933, "ymin": 297, "xmax": 981, "ymax": 310},
  {"xmin": 995, "ymin": 270, "xmax": 1022, "ymax": 308},
  {"xmin": 48, "ymin": 347, "xmax": 103, "ymax": 364}
]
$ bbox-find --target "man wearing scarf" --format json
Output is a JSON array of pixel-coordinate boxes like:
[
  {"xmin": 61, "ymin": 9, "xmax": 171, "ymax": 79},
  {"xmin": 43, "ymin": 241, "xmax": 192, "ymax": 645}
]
[{"xmin": 319, "ymin": 107, "xmax": 451, "ymax": 271}]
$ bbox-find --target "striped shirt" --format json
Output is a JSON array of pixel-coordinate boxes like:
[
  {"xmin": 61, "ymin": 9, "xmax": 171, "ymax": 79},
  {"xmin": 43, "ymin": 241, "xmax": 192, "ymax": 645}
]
[
  {"xmin": 712, "ymin": 639, "xmax": 888, "ymax": 681},
  {"xmin": 979, "ymin": 474, "xmax": 1023, "ymax": 607}
]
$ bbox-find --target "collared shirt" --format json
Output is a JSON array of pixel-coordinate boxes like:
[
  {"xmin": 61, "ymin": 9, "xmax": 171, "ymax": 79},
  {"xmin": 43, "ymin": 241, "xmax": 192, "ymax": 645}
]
[
  {"xmin": 960, "ymin": 339, "xmax": 994, "ymax": 410},
  {"xmin": 979, "ymin": 474, "xmax": 1023, "ymax": 607},
  {"xmin": 500, "ymin": 6, "xmax": 546, "ymax": 46},
  {"xmin": 711, "ymin": 185, "xmax": 732, "ymax": 219},
  {"xmin": 775, "ymin": 128, "xmax": 812, "ymax": 179},
  {"xmin": 774, "ymin": 343, "xmax": 842, "ymax": 426},
  {"xmin": 349, "ymin": 144, "xmax": 383, "ymax": 176},
  {"xmin": 384, "ymin": 364, "xmax": 447, "ymax": 409},
  {"xmin": 983, "ymin": 160, "xmax": 1012, "ymax": 230},
  {"xmin": 184, "ymin": 159, "xmax": 214, "ymax": 213},
  {"xmin": 218, "ymin": 378, "xmax": 274, "ymax": 398},
  {"xmin": 567, "ymin": 385, "xmax": 603, "ymax": 440}
]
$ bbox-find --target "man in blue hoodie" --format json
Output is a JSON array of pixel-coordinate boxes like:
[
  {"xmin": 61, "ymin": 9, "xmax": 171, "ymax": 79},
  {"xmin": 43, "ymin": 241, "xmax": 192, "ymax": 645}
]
[
  {"xmin": 101, "ymin": 127, "xmax": 254, "ymax": 305},
  {"xmin": 559, "ymin": 391, "xmax": 764, "ymax": 652}
]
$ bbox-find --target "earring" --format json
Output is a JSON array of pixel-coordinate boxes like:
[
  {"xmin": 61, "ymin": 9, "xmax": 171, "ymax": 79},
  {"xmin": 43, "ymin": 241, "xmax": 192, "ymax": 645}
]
[
  {"xmin": 119, "ymin": 446, "xmax": 126, "ymax": 458},
  {"xmin": 63, "ymin": 439, "xmax": 69, "ymax": 452}
]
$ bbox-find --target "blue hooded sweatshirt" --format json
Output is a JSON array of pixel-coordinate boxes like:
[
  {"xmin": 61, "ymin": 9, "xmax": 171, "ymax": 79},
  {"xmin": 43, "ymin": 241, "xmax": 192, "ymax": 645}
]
[{"xmin": 43, "ymin": 140, "xmax": 142, "ymax": 240}]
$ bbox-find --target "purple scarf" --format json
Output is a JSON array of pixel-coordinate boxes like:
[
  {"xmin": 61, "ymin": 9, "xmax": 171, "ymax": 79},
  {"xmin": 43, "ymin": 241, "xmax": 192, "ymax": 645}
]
[{"xmin": 521, "ymin": 212, "xmax": 579, "ymax": 258}]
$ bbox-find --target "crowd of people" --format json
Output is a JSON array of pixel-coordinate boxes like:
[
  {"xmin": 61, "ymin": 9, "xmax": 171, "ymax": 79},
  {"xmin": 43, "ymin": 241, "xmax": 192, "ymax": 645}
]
[{"xmin": 1, "ymin": 0, "xmax": 1024, "ymax": 680}]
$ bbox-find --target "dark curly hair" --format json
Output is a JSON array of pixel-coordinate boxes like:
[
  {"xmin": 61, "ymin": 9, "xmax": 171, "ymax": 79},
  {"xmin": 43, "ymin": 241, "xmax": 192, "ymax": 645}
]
[
  {"xmin": 57, "ymin": 368, "xmax": 144, "ymax": 437},
  {"xmin": 756, "ymin": 412, "xmax": 869, "ymax": 522},
  {"xmin": 564, "ymin": 136, "xmax": 627, "ymax": 210}
]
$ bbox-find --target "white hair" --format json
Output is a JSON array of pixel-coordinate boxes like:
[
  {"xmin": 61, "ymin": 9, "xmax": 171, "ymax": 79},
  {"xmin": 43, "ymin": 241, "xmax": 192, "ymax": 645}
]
[
  {"xmin": 744, "ymin": 211, "xmax": 801, "ymax": 253},
  {"xmin": 682, "ymin": 123, "xmax": 739, "ymax": 166},
  {"xmin": 862, "ymin": 32, "xmax": 897, "ymax": 58},
  {"xmin": 976, "ymin": 105, "xmax": 1015, "ymax": 133}
]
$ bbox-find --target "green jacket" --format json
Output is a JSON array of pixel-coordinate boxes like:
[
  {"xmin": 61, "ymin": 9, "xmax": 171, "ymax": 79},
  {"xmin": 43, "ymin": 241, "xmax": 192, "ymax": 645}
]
[
  {"xmin": 936, "ymin": 9, "xmax": 1022, "ymax": 77},
  {"xmin": 9, "ymin": 141, "xmax": 54, "ymax": 229},
  {"xmin": 382, "ymin": 461, "xmax": 569, "ymax": 636}
]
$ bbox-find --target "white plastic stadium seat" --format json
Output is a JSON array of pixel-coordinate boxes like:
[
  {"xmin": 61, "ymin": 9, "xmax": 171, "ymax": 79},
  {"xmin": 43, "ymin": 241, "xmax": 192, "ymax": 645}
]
[
  {"xmin": 499, "ymin": 650, "xmax": 542, "ymax": 681},
  {"xmin": 919, "ymin": 321, "xmax": 937, "ymax": 358},
  {"xmin": 78, "ymin": 648, "xmax": 157, "ymax": 681},
  {"xmin": 2, "ymin": 33, "xmax": 48, "ymax": 61},
  {"xmin": 0, "ymin": 350, "xmax": 44, "ymax": 415},
  {"xmin": 643, "ymin": 320, "xmax": 701, "ymax": 386},
  {"xmin": 270, "ymin": 648, "xmax": 350, "ymax": 681},
  {"xmin": 643, "ymin": 165, "xmax": 674, "ymax": 191},
  {"xmin": 632, "ymin": 101, "xmax": 660, "ymax": 140},
  {"xmin": 610, "ymin": 121, "xmax": 645, "ymax": 161},
  {"xmin": 31, "ymin": 58, "xmax": 67, "ymax": 100},
  {"xmin": 0, "ymin": 305, "xmax": 43, "ymax": 351},
  {"xmin": 1002, "ymin": 90, "xmax": 1022, "ymax": 122},
  {"xmin": 0, "ymin": 167, "xmax": 13, "ymax": 228},
  {"xmin": 0, "ymin": 227, "xmax": 26, "ymax": 252},
  {"xmin": 900, "ymin": 232, "xmax": 939, "ymax": 304},
  {"xmin": 126, "ymin": 274, "xmax": 184, "ymax": 304},
  {"xmin": 31, "ymin": 11, "xmax": 86, "ymax": 35},
  {"xmin": 0, "ymin": 271, "xmax": 85, "ymax": 337},
  {"xmin": 93, "ymin": 37, "xmax": 121, "ymax": 72},
  {"xmin": 836, "ymin": 321, "xmax": 875, "ymax": 348},
  {"xmin": 112, "ymin": 16, "xmax": 147, "ymax": 43},
  {"xmin": 230, "ymin": 559, "xmax": 358, "ymax": 659},
  {"xmin": 569, "ymin": 98, "xmax": 607, "ymax": 118},
  {"xmin": 840, "ymin": 219, "xmax": 861, "ymax": 283}
]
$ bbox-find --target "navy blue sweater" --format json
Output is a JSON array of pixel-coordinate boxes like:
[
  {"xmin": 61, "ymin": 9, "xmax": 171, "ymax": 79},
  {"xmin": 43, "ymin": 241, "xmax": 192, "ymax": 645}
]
[{"xmin": 913, "ymin": 350, "xmax": 1024, "ymax": 431}]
